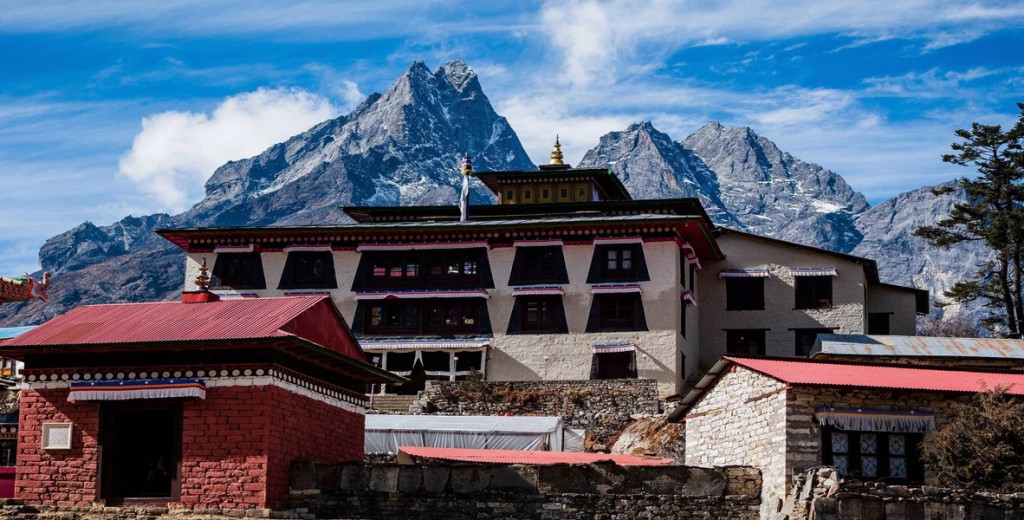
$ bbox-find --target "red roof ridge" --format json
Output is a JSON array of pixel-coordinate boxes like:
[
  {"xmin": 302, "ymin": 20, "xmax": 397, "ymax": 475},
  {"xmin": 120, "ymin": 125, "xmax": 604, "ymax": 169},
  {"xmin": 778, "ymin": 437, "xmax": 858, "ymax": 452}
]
[{"xmin": 723, "ymin": 356, "xmax": 1024, "ymax": 395}]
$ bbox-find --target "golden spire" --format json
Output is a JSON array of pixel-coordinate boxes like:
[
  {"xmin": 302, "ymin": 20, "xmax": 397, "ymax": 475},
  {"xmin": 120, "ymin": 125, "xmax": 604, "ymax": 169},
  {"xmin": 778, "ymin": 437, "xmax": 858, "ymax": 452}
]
[
  {"xmin": 549, "ymin": 135, "xmax": 564, "ymax": 166},
  {"xmin": 194, "ymin": 258, "xmax": 210, "ymax": 292}
]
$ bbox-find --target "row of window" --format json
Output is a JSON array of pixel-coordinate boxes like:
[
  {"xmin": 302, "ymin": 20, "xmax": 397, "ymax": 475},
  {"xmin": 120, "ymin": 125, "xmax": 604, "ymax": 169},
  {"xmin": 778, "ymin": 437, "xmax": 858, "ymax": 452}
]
[
  {"xmin": 210, "ymin": 245, "xmax": 654, "ymax": 291},
  {"xmin": 725, "ymin": 317, "xmax": 889, "ymax": 357},
  {"xmin": 355, "ymin": 293, "xmax": 648, "ymax": 337},
  {"xmin": 725, "ymin": 277, "xmax": 834, "ymax": 311}
]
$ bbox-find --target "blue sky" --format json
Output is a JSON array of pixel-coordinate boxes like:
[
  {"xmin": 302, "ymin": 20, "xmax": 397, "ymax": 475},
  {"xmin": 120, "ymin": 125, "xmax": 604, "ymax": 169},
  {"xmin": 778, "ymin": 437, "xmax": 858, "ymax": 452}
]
[{"xmin": 1, "ymin": 0, "xmax": 1023, "ymax": 275}]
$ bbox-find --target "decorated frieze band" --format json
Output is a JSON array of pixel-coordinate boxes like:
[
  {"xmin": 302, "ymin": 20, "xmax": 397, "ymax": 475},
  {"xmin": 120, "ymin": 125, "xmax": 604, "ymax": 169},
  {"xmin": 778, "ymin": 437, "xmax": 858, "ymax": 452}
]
[{"xmin": 22, "ymin": 365, "xmax": 366, "ymax": 411}]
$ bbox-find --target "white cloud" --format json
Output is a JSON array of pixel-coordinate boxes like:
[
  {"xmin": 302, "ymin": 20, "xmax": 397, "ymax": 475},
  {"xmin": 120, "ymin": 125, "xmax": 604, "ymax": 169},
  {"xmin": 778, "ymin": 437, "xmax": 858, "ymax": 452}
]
[
  {"xmin": 538, "ymin": 0, "xmax": 1024, "ymax": 86},
  {"xmin": 118, "ymin": 88, "xmax": 338, "ymax": 211}
]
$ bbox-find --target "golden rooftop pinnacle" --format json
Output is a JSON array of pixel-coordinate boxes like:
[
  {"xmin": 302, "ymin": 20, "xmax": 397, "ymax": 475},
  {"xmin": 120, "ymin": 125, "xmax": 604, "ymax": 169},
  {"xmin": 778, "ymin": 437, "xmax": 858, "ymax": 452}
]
[{"xmin": 549, "ymin": 135, "xmax": 564, "ymax": 166}]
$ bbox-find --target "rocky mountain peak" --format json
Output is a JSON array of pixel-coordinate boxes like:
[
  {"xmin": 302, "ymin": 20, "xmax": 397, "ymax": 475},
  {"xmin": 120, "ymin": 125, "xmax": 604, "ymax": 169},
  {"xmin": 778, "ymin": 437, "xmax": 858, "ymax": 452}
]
[
  {"xmin": 437, "ymin": 58, "xmax": 478, "ymax": 92},
  {"xmin": 578, "ymin": 121, "xmax": 739, "ymax": 226}
]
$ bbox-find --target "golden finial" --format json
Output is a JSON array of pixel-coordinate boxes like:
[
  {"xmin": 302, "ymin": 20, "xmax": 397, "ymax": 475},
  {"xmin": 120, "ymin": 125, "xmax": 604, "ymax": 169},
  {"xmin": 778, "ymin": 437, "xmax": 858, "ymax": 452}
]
[
  {"xmin": 549, "ymin": 135, "xmax": 564, "ymax": 166},
  {"xmin": 194, "ymin": 258, "xmax": 210, "ymax": 292}
]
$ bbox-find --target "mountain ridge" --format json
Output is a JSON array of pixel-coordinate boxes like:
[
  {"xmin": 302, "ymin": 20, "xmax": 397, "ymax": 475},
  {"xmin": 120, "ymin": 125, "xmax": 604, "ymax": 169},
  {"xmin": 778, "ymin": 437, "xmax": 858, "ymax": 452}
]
[{"xmin": 0, "ymin": 59, "xmax": 974, "ymax": 329}]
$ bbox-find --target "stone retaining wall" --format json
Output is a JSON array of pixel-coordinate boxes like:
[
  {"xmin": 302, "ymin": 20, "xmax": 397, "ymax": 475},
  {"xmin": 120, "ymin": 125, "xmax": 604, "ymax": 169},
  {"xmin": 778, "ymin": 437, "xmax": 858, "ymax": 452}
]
[
  {"xmin": 288, "ymin": 462, "xmax": 761, "ymax": 520},
  {"xmin": 409, "ymin": 379, "xmax": 659, "ymax": 448},
  {"xmin": 788, "ymin": 467, "xmax": 1024, "ymax": 520}
]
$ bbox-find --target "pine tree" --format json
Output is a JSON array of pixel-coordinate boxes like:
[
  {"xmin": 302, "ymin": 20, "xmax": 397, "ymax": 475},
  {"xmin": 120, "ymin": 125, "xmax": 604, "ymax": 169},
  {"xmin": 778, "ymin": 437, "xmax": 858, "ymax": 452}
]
[{"xmin": 915, "ymin": 103, "xmax": 1024, "ymax": 336}]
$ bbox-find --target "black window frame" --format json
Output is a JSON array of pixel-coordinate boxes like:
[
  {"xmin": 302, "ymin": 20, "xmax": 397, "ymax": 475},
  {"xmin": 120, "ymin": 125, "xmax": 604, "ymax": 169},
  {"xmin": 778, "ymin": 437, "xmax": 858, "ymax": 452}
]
[
  {"xmin": 587, "ymin": 244, "xmax": 650, "ymax": 283},
  {"xmin": 278, "ymin": 251, "xmax": 337, "ymax": 290},
  {"xmin": 211, "ymin": 252, "xmax": 266, "ymax": 290},
  {"xmin": 354, "ymin": 298, "xmax": 491, "ymax": 337},
  {"xmin": 726, "ymin": 329, "xmax": 767, "ymax": 355},
  {"xmin": 795, "ymin": 276, "xmax": 834, "ymax": 309},
  {"xmin": 793, "ymin": 328, "xmax": 835, "ymax": 356},
  {"xmin": 822, "ymin": 427, "xmax": 924, "ymax": 483},
  {"xmin": 507, "ymin": 295, "xmax": 568, "ymax": 334},
  {"xmin": 352, "ymin": 249, "xmax": 494, "ymax": 290},
  {"xmin": 587, "ymin": 293, "xmax": 648, "ymax": 332},
  {"xmin": 868, "ymin": 312, "xmax": 891, "ymax": 334},
  {"xmin": 726, "ymin": 278, "xmax": 765, "ymax": 311},
  {"xmin": 508, "ymin": 246, "xmax": 569, "ymax": 286}
]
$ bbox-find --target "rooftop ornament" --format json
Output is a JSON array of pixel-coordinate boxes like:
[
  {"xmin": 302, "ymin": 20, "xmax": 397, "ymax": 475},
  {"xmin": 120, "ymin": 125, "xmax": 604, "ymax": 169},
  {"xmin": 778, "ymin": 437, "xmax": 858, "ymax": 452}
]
[
  {"xmin": 194, "ymin": 258, "xmax": 211, "ymax": 292},
  {"xmin": 549, "ymin": 135, "xmax": 564, "ymax": 166}
]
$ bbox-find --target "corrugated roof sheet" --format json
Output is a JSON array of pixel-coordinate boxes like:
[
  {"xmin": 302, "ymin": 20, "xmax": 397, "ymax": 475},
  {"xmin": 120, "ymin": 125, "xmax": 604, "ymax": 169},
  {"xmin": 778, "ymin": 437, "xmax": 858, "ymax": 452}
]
[
  {"xmin": 3, "ymin": 296, "xmax": 327, "ymax": 347},
  {"xmin": 0, "ymin": 326, "xmax": 36, "ymax": 340},
  {"xmin": 397, "ymin": 446, "xmax": 672, "ymax": 466},
  {"xmin": 729, "ymin": 356, "xmax": 1024, "ymax": 395},
  {"xmin": 812, "ymin": 334, "xmax": 1024, "ymax": 359}
]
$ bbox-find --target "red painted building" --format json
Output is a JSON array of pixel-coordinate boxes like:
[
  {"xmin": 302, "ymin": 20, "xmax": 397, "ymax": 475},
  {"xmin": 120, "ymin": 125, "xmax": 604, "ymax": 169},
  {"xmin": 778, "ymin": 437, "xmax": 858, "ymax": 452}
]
[{"xmin": 0, "ymin": 294, "xmax": 400, "ymax": 509}]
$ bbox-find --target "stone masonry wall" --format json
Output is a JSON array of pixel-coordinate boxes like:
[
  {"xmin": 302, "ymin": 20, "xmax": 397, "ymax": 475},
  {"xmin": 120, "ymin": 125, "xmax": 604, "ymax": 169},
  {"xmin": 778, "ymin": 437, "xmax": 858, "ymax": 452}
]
[
  {"xmin": 288, "ymin": 461, "xmax": 762, "ymax": 520},
  {"xmin": 785, "ymin": 387, "xmax": 971, "ymax": 487},
  {"xmin": 409, "ymin": 379, "xmax": 659, "ymax": 448},
  {"xmin": 789, "ymin": 466, "xmax": 1024, "ymax": 520},
  {"xmin": 684, "ymin": 365, "xmax": 788, "ymax": 520}
]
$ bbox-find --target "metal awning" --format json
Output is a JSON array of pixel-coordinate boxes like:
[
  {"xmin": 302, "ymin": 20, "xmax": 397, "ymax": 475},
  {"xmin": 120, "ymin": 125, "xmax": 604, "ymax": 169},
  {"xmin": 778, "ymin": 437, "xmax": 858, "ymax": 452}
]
[
  {"xmin": 814, "ymin": 407, "xmax": 935, "ymax": 433},
  {"xmin": 512, "ymin": 286, "xmax": 565, "ymax": 296},
  {"xmin": 361, "ymin": 339, "xmax": 491, "ymax": 351},
  {"xmin": 719, "ymin": 269, "xmax": 770, "ymax": 278},
  {"xmin": 591, "ymin": 283, "xmax": 642, "ymax": 294},
  {"xmin": 67, "ymin": 379, "xmax": 206, "ymax": 402},
  {"xmin": 357, "ymin": 241, "xmax": 489, "ymax": 252},
  {"xmin": 513, "ymin": 239, "xmax": 563, "ymax": 248},
  {"xmin": 592, "ymin": 343, "xmax": 636, "ymax": 354},
  {"xmin": 355, "ymin": 290, "xmax": 490, "ymax": 300},
  {"xmin": 212, "ymin": 244, "xmax": 255, "ymax": 253},
  {"xmin": 681, "ymin": 290, "xmax": 697, "ymax": 306},
  {"xmin": 791, "ymin": 267, "xmax": 838, "ymax": 277},
  {"xmin": 592, "ymin": 236, "xmax": 643, "ymax": 245}
]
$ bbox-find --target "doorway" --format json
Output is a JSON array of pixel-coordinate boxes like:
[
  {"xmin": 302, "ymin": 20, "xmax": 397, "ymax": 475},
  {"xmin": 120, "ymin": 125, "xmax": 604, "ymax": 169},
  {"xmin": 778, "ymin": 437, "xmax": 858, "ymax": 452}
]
[{"xmin": 100, "ymin": 401, "xmax": 182, "ymax": 502}]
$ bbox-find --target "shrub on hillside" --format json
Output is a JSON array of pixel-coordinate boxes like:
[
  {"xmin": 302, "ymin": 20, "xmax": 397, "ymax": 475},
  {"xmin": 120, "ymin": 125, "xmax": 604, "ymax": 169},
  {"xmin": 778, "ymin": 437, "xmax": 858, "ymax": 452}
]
[{"xmin": 921, "ymin": 388, "xmax": 1024, "ymax": 491}]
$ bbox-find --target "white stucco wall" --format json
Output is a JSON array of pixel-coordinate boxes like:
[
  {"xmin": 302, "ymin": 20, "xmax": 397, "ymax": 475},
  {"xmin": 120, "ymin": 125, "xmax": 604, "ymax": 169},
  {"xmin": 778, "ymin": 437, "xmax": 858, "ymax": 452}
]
[
  {"xmin": 866, "ymin": 285, "xmax": 919, "ymax": 335},
  {"xmin": 187, "ymin": 239, "xmax": 688, "ymax": 396},
  {"xmin": 697, "ymin": 233, "xmax": 869, "ymax": 372}
]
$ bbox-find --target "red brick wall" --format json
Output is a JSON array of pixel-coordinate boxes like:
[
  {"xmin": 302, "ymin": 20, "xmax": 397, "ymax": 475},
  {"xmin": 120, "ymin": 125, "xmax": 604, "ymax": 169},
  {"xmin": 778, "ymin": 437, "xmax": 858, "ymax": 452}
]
[
  {"xmin": 16, "ymin": 387, "xmax": 100, "ymax": 506},
  {"xmin": 16, "ymin": 380, "xmax": 364, "ymax": 510},
  {"xmin": 179, "ymin": 386, "xmax": 270, "ymax": 509},
  {"xmin": 264, "ymin": 386, "xmax": 364, "ymax": 510}
]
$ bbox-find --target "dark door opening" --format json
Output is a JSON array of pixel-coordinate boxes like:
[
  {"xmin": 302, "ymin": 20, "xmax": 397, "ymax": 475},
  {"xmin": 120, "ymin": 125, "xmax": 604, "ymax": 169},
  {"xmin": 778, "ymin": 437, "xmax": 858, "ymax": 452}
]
[
  {"xmin": 100, "ymin": 402, "xmax": 182, "ymax": 502},
  {"xmin": 591, "ymin": 351, "xmax": 638, "ymax": 380}
]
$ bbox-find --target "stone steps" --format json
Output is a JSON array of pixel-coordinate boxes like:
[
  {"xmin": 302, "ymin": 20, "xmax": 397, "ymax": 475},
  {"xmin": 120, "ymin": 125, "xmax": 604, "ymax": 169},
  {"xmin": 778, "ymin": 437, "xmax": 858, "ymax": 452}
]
[{"xmin": 366, "ymin": 394, "xmax": 417, "ymax": 413}]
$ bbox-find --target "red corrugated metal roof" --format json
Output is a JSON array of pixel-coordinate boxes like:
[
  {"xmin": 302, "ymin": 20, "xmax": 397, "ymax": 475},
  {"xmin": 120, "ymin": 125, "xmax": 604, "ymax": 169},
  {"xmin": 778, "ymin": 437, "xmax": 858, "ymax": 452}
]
[
  {"xmin": 728, "ymin": 356, "xmax": 1024, "ymax": 395},
  {"xmin": 398, "ymin": 446, "xmax": 673, "ymax": 466},
  {"xmin": 4, "ymin": 296, "xmax": 327, "ymax": 347}
]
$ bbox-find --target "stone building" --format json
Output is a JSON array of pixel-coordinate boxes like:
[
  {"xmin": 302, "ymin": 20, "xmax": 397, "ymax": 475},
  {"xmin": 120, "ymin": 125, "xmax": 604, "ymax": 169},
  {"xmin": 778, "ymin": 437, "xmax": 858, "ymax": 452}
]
[
  {"xmin": 0, "ymin": 293, "xmax": 399, "ymax": 509},
  {"xmin": 674, "ymin": 356, "xmax": 1024, "ymax": 518},
  {"xmin": 156, "ymin": 146, "xmax": 926, "ymax": 395}
]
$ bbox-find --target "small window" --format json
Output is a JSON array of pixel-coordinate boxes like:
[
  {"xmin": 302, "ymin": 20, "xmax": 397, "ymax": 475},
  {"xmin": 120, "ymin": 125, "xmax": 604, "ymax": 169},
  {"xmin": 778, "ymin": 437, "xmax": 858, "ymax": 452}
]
[
  {"xmin": 868, "ymin": 313, "xmax": 891, "ymax": 334},
  {"xmin": 823, "ymin": 428, "xmax": 924, "ymax": 482},
  {"xmin": 794, "ymin": 328, "xmax": 833, "ymax": 356},
  {"xmin": 506, "ymin": 189, "xmax": 515, "ymax": 201},
  {"xmin": 524, "ymin": 189, "xmax": 533, "ymax": 201},
  {"xmin": 577, "ymin": 186, "xmax": 587, "ymax": 200},
  {"xmin": 588, "ymin": 293, "xmax": 647, "ymax": 332},
  {"xmin": 542, "ymin": 189, "xmax": 550, "ymax": 199},
  {"xmin": 588, "ymin": 244, "xmax": 649, "ymax": 283},
  {"xmin": 560, "ymin": 188, "xmax": 568, "ymax": 198},
  {"xmin": 591, "ymin": 351, "xmax": 637, "ymax": 380},
  {"xmin": 211, "ymin": 253, "xmax": 266, "ymax": 290},
  {"xmin": 690, "ymin": 264, "xmax": 697, "ymax": 293},
  {"xmin": 508, "ymin": 296, "xmax": 566, "ymax": 334},
  {"xmin": 795, "ymin": 277, "xmax": 833, "ymax": 309},
  {"xmin": 726, "ymin": 329, "xmax": 766, "ymax": 355},
  {"xmin": 509, "ymin": 246, "xmax": 568, "ymax": 285},
  {"xmin": 726, "ymin": 278, "xmax": 764, "ymax": 311},
  {"xmin": 279, "ymin": 251, "xmax": 337, "ymax": 289}
]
